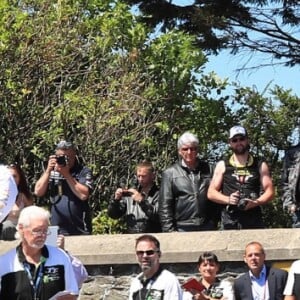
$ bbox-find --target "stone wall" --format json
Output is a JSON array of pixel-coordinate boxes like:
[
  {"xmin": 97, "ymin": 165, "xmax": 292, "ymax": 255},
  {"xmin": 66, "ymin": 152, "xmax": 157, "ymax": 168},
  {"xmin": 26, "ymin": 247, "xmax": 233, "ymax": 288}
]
[{"xmin": 1, "ymin": 229, "xmax": 299, "ymax": 299}]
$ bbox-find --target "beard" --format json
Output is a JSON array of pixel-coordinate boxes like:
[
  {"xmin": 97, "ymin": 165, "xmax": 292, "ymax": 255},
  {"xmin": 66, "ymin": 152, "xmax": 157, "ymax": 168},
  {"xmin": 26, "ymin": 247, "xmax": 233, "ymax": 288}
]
[
  {"xmin": 24, "ymin": 238, "xmax": 45, "ymax": 249},
  {"xmin": 30, "ymin": 241, "xmax": 45, "ymax": 249},
  {"xmin": 232, "ymin": 144, "xmax": 250, "ymax": 155},
  {"xmin": 140, "ymin": 260, "xmax": 152, "ymax": 272}
]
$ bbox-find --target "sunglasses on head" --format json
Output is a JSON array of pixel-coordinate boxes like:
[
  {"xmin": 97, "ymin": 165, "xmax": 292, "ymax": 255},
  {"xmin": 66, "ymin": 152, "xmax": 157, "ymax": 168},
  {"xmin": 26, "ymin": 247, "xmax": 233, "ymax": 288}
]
[
  {"xmin": 231, "ymin": 136, "xmax": 246, "ymax": 143},
  {"xmin": 136, "ymin": 250, "xmax": 159, "ymax": 257}
]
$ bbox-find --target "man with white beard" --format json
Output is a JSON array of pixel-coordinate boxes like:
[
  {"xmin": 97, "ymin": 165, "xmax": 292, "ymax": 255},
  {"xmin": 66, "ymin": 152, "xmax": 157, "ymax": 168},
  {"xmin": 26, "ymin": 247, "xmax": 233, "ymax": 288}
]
[
  {"xmin": 129, "ymin": 234, "xmax": 182, "ymax": 300},
  {"xmin": 0, "ymin": 206, "xmax": 78, "ymax": 300}
]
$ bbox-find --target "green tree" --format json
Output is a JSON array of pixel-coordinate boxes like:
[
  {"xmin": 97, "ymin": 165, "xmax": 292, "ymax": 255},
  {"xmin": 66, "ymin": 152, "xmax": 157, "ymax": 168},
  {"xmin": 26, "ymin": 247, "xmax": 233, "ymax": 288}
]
[
  {"xmin": 124, "ymin": 0, "xmax": 300, "ymax": 66},
  {"xmin": 0, "ymin": 0, "xmax": 298, "ymax": 232}
]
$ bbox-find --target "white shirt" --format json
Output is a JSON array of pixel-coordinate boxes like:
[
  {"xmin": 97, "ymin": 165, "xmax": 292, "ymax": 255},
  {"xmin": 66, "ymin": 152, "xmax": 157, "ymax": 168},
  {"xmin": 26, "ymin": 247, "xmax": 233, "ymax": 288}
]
[
  {"xmin": 249, "ymin": 265, "xmax": 270, "ymax": 300},
  {"xmin": 129, "ymin": 269, "xmax": 182, "ymax": 300},
  {"xmin": 284, "ymin": 259, "xmax": 300, "ymax": 295}
]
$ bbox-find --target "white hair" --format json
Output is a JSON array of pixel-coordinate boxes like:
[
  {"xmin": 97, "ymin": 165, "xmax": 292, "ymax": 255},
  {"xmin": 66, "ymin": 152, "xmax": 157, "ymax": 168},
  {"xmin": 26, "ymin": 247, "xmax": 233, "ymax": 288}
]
[
  {"xmin": 17, "ymin": 206, "xmax": 50, "ymax": 228},
  {"xmin": 177, "ymin": 132, "xmax": 199, "ymax": 149}
]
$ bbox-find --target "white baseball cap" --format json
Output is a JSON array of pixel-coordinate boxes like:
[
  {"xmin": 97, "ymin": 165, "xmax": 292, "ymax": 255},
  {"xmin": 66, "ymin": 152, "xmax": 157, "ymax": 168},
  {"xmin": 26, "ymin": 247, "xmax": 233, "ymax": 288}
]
[{"xmin": 229, "ymin": 126, "xmax": 247, "ymax": 139}]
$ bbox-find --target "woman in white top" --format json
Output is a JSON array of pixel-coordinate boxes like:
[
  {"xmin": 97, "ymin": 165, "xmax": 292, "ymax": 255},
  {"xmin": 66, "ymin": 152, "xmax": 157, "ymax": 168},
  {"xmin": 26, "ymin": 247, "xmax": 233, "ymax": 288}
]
[
  {"xmin": 1, "ymin": 164, "xmax": 33, "ymax": 240},
  {"xmin": 182, "ymin": 251, "xmax": 235, "ymax": 300}
]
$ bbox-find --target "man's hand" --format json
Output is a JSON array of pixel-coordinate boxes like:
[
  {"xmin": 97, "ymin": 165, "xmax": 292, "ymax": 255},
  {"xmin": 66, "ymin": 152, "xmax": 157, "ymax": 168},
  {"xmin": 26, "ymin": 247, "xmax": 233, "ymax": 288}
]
[
  {"xmin": 55, "ymin": 163, "xmax": 71, "ymax": 179},
  {"xmin": 128, "ymin": 188, "xmax": 144, "ymax": 203},
  {"xmin": 46, "ymin": 155, "xmax": 57, "ymax": 174},
  {"xmin": 228, "ymin": 191, "xmax": 240, "ymax": 205},
  {"xmin": 114, "ymin": 188, "xmax": 123, "ymax": 201}
]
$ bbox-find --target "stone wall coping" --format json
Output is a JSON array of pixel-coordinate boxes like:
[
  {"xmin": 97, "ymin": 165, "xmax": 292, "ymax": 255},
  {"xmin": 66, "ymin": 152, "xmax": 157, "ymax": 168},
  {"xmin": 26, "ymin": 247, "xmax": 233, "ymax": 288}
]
[{"xmin": 1, "ymin": 228, "xmax": 299, "ymax": 265}]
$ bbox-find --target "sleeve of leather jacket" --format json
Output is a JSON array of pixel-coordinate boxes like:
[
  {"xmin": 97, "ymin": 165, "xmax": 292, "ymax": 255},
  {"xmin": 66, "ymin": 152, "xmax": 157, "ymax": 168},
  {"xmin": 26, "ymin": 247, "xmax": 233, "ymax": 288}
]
[
  {"xmin": 159, "ymin": 169, "xmax": 176, "ymax": 232},
  {"xmin": 107, "ymin": 198, "xmax": 126, "ymax": 219}
]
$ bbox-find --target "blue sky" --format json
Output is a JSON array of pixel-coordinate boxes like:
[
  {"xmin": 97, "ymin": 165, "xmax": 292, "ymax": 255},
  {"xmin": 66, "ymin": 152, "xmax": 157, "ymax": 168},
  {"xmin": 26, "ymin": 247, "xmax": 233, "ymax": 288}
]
[{"xmin": 173, "ymin": 0, "xmax": 299, "ymax": 96}]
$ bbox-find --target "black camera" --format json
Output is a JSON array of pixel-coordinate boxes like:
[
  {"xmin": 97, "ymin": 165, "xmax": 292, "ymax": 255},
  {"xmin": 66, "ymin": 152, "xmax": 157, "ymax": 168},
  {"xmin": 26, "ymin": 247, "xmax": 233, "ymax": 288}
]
[
  {"xmin": 237, "ymin": 188, "xmax": 257, "ymax": 211},
  {"xmin": 119, "ymin": 176, "xmax": 139, "ymax": 197},
  {"xmin": 237, "ymin": 190, "xmax": 248, "ymax": 211},
  {"xmin": 55, "ymin": 155, "xmax": 68, "ymax": 166},
  {"xmin": 209, "ymin": 290, "xmax": 223, "ymax": 299},
  {"xmin": 122, "ymin": 190, "xmax": 133, "ymax": 197},
  {"xmin": 205, "ymin": 287, "xmax": 223, "ymax": 299}
]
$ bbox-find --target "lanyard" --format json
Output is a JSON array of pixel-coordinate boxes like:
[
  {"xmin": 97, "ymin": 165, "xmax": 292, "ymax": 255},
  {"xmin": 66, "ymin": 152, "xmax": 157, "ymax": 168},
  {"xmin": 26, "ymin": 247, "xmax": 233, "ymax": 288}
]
[
  {"xmin": 138, "ymin": 267, "xmax": 163, "ymax": 300},
  {"xmin": 23, "ymin": 261, "xmax": 45, "ymax": 300},
  {"xmin": 139, "ymin": 279, "xmax": 155, "ymax": 300}
]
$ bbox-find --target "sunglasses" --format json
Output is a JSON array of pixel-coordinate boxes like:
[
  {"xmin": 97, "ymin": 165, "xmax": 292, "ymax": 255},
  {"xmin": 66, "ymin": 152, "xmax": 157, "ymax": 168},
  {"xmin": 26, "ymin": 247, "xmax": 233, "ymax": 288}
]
[
  {"xmin": 181, "ymin": 147, "xmax": 197, "ymax": 152},
  {"xmin": 231, "ymin": 136, "xmax": 246, "ymax": 143},
  {"xmin": 136, "ymin": 250, "xmax": 159, "ymax": 257},
  {"xmin": 56, "ymin": 140, "xmax": 74, "ymax": 150}
]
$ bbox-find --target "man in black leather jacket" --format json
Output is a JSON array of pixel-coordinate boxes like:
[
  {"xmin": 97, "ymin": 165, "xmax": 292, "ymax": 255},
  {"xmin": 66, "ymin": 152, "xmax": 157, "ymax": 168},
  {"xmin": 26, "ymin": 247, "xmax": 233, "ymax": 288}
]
[
  {"xmin": 282, "ymin": 143, "xmax": 300, "ymax": 227},
  {"xmin": 108, "ymin": 161, "xmax": 161, "ymax": 233},
  {"xmin": 159, "ymin": 132, "xmax": 219, "ymax": 232}
]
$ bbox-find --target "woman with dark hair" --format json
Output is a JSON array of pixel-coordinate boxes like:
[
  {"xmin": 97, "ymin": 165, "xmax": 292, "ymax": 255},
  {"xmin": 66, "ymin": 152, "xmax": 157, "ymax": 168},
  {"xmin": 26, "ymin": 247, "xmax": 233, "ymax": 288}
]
[
  {"xmin": 0, "ymin": 164, "xmax": 33, "ymax": 240},
  {"xmin": 183, "ymin": 252, "xmax": 235, "ymax": 300}
]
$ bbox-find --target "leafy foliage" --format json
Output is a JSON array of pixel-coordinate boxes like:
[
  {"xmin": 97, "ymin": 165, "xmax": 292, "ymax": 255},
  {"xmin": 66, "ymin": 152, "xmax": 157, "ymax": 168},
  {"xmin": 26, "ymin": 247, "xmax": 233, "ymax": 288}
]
[{"xmin": 0, "ymin": 0, "xmax": 299, "ymax": 232}]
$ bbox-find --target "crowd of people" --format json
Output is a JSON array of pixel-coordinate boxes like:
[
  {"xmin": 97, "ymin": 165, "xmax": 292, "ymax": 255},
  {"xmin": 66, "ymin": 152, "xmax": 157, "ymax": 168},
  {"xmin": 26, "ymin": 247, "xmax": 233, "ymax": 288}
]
[
  {"xmin": 0, "ymin": 125, "xmax": 299, "ymax": 298},
  {"xmin": 0, "ymin": 125, "xmax": 299, "ymax": 238},
  {"xmin": 130, "ymin": 234, "xmax": 299, "ymax": 300}
]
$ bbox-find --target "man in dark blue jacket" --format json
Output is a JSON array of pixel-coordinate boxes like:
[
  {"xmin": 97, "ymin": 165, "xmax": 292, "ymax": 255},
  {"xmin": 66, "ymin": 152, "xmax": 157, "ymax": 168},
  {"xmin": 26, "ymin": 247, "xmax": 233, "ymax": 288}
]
[
  {"xmin": 34, "ymin": 140, "xmax": 93, "ymax": 235},
  {"xmin": 234, "ymin": 241, "xmax": 288, "ymax": 300}
]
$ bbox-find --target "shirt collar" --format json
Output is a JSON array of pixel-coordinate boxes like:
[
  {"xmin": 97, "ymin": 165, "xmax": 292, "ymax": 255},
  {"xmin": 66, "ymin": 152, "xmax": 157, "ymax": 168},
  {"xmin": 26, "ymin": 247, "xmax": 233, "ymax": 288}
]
[
  {"xmin": 249, "ymin": 264, "xmax": 266, "ymax": 281},
  {"xmin": 17, "ymin": 243, "xmax": 49, "ymax": 264}
]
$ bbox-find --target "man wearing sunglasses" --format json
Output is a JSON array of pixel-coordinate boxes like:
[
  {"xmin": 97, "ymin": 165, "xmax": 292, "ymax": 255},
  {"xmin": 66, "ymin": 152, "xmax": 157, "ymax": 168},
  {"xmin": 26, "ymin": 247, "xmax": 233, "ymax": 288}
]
[
  {"xmin": 207, "ymin": 125, "xmax": 274, "ymax": 229},
  {"xmin": 129, "ymin": 234, "xmax": 182, "ymax": 299},
  {"xmin": 34, "ymin": 140, "xmax": 93, "ymax": 235},
  {"xmin": 159, "ymin": 132, "xmax": 219, "ymax": 232}
]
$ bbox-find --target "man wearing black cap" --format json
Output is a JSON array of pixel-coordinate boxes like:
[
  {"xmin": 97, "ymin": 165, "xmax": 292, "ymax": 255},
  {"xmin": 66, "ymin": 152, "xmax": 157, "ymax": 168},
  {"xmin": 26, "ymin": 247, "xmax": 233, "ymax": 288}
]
[
  {"xmin": 34, "ymin": 140, "xmax": 93, "ymax": 235},
  {"xmin": 207, "ymin": 126, "xmax": 274, "ymax": 229}
]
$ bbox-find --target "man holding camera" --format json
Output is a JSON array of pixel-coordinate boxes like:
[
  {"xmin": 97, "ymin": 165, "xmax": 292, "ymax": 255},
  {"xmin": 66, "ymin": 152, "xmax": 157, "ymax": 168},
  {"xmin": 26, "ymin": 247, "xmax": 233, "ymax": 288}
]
[
  {"xmin": 207, "ymin": 125, "xmax": 274, "ymax": 229},
  {"xmin": 34, "ymin": 140, "xmax": 93, "ymax": 235},
  {"xmin": 107, "ymin": 161, "xmax": 161, "ymax": 233}
]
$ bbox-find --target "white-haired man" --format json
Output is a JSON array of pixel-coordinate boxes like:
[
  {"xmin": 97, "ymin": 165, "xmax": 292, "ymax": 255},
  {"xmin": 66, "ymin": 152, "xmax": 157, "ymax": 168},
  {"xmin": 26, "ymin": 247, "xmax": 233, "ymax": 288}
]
[
  {"xmin": 0, "ymin": 206, "xmax": 78, "ymax": 299},
  {"xmin": 159, "ymin": 132, "xmax": 218, "ymax": 232}
]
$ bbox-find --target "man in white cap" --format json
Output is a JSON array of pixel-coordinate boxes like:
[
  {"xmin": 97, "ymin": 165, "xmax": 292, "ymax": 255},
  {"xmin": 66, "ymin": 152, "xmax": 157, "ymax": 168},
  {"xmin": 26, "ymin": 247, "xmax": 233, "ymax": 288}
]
[{"xmin": 207, "ymin": 125, "xmax": 274, "ymax": 229}]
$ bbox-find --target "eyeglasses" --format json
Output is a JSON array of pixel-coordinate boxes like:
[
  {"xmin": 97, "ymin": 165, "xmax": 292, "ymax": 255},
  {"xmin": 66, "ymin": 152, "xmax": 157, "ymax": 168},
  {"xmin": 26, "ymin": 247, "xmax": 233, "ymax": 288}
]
[
  {"xmin": 181, "ymin": 147, "xmax": 197, "ymax": 152},
  {"xmin": 30, "ymin": 229, "xmax": 51, "ymax": 236},
  {"xmin": 231, "ymin": 136, "xmax": 246, "ymax": 143},
  {"xmin": 136, "ymin": 250, "xmax": 159, "ymax": 257}
]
